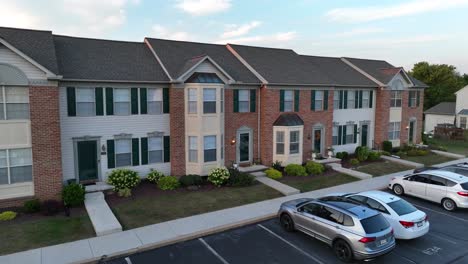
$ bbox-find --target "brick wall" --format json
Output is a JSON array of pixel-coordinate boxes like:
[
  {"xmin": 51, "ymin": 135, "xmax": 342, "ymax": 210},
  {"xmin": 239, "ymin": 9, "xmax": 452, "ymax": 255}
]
[
  {"xmin": 374, "ymin": 88, "xmax": 391, "ymax": 148},
  {"xmin": 169, "ymin": 87, "xmax": 186, "ymax": 176},
  {"xmin": 401, "ymin": 90, "xmax": 424, "ymax": 144}
]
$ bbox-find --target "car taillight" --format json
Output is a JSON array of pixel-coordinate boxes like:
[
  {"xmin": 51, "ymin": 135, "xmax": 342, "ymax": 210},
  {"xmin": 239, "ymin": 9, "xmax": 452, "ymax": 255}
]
[
  {"xmin": 390, "ymin": 228, "xmax": 394, "ymax": 235},
  {"xmin": 457, "ymin": 191, "xmax": 468, "ymax": 197},
  {"xmin": 359, "ymin": 237, "xmax": 376, "ymax": 243},
  {"xmin": 424, "ymin": 215, "xmax": 429, "ymax": 222},
  {"xmin": 399, "ymin": 221, "xmax": 415, "ymax": 228}
]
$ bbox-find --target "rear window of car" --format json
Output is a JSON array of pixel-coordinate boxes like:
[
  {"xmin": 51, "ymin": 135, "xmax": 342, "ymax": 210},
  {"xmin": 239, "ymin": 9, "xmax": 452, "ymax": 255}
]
[
  {"xmin": 360, "ymin": 214, "xmax": 390, "ymax": 234},
  {"xmin": 461, "ymin": 182, "xmax": 468, "ymax": 191},
  {"xmin": 387, "ymin": 199, "xmax": 417, "ymax": 216}
]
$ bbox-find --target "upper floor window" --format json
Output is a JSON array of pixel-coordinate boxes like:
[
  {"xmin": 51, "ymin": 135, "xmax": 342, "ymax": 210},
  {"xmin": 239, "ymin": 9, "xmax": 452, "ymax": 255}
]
[
  {"xmin": 284, "ymin": 91, "xmax": 294, "ymax": 112},
  {"xmin": 0, "ymin": 148, "xmax": 33, "ymax": 185},
  {"xmin": 239, "ymin": 90, "xmax": 250, "ymax": 112},
  {"xmin": 314, "ymin": 91, "xmax": 324, "ymax": 111},
  {"xmin": 0, "ymin": 87, "xmax": 30, "ymax": 120},
  {"xmin": 290, "ymin": 130, "xmax": 300, "ymax": 154},
  {"xmin": 115, "ymin": 138, "xmax": 131, "ymax": 167},
  {"xmin": 148, "ymin": 136, "xmax": 163, "ymax": 163},
  {"xmin": 203, "ymin": 88, "xmax": 216, "ymax": 114},
  {"xmin": 408, "ymin": 91, "xmax": 420, "ymax": 108},
  {"xmin": 114, "ymin": 88, "xmax": 131, "ymax": 115},
  {"xmin": 76, "ymin": 88, "xmax": 95, "ymax": 116},
  {"xmin": 362, "ymin": 91, "xmax": 370, "ymax": 108},
  {"xmin": 388, "ymin": 122, "xmax": 401, "ymax": 140},
  {"xmin": 390, "ymin": 91, "xmax": 402, "ymax": 108},
  {"xmin": 147, "ymin": 88, "xmax": 163, "ymax": 114},
  {"xmin": 347, "ymin": 90, "xmax": 355, "ymax": 109},
  {"xmin": 188, "ymin": 88, "xmax": 197, "ymax": 114},
  {"xmin": 220, "ymin": 89, "xmax": 224, "ymax": 113},
  {"xmin": 333, "ymin": 91, "xmax": 340, "ymax": 109},
  {"xmin": 204, "ymin": 135, "xmax": 217, "ymax": 162}
]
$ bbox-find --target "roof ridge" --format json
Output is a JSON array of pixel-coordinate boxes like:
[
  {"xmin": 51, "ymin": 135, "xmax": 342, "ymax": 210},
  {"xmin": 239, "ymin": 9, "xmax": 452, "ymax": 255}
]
[
  {"xmin": 146, "ymin": 37, "xmax": 225, "ymax": 47},
  {"xmin": 228, "ymin": 43, "xmax": 294, "ymax": 52},
  {"xmin": 53, "ymin": 34, "xmax": 144, "ymax": 44},
  {"xmin": 0, "ymin": 26, "xmax": 52, "ymax": 33},
  {"xmin": 300, "ymin": 54, "xmax": 341, "ymax": 60}
]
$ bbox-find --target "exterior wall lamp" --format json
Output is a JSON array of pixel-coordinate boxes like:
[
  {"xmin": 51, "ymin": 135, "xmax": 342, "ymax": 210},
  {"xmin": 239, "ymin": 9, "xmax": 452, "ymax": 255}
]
[{"xmin": 230, "ymin": 137, "xmax": 236, "ymax": 145}]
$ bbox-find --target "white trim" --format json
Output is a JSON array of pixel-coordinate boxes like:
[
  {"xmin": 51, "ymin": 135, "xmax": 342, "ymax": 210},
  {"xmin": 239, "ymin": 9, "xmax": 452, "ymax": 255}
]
[
  {"xmin": 177, "ymin": 56, "xmax": 235, "ymax": 83},
  {"xmin": 340, "ymin": 57, "xmax": 385, "ymax": 87},
  {"xmin": 144, "ymin": 39, "xmax": 173, "ymax": 81},
  {"xmin": 226, "ymin": 44, "xmax": 268, "ymax": 84}
]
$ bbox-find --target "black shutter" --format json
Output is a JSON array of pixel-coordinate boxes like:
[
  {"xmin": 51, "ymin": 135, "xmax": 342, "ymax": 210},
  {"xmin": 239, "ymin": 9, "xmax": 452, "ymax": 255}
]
[
  {"xmin": 354, "ymin": 90, "xmax": 359, "ymax": 108},
  {"xmin": 250, "ymin": 89, "xmax": 256, "ymax": 112},
  {"xmin": 354, "ymin": 124, "xmax": 358, "ymax": 143},
  {"xmin": 369, "ymin": 91, "xmax": 374, "ymax": 108},
  {"xmin": 339, "ymin": 90, "xmax": 344, "ymax": 109},
  {"xmin": 343, "ymin": 91, "xmax": 348, "ymax": 109},
  {"xmin": 342, "ymin": 125, "xmax": 347, "ymax": 145},
  {"xmin": 132, "ymin": 138, "xmax": 139, "ymax": 166},
  {"xmin": 233, "ymin": 89, "xmax": 239, "ymax": 112},
  {"xmin": 294, "ymin": 90, "xmax": 300, "ymax": 112},
  {"xmin": 131, "ymin": 88, "xmax": 139, "ymax": 115},
  {"xmin": 311, "ymin": 90, "xmax": 316, "ymax": 111},
  {"xmin": 107, "ymin": 140, "xmax": 115, "ymax": 169},
  {"xmin": 416, "ymin": 91, "xmax": 420, "ymax": 107},
  {"xmin": 66, "ymin": 87, "xmax": 76, "ymax": 116},
  {"xmin": 95, "ymin": 87, "xmax": 104, "ymax": 116},
  {"xmin": 324, "ymin": 90, "xmax": 329, "ymax": 110},
  {"xmin": 163, "ymin": 88, "xmax": 170, "ymax": 113},
  {"xmin": 105, "ymin": 88, "xmax": 114, "ymax": 115},
  {"xmin": 164, "ymin": 136, "xmax": 170, "ymax": 162},
  {"xmin": 408, "ymin": 91, "xmax": 412, "ymax": 107},
  {"xmin": 280, "ymin": 90, "xmax": 285, "ymax": 112},
  {"xmin": 141, "ymin": 137, "xmax": 148, "ymax": 165},
  {"xmin": 338, "ymin": 126, "xmax": 343, "ymax": 145},
  {"xmin": 140, "ymin": 88, "xmax": 147, "ymax": 114},
  {"xmin": 359, "ymin": 90, "xmax": 363, "ymax": 108}
]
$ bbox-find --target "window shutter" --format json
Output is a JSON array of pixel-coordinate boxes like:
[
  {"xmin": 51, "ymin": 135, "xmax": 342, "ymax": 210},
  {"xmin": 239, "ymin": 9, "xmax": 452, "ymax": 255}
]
[
  {"xmin": 66, "ymin": 87, "xmax": 76, "ymax": 116},
  {"xmin": 408, "ymin": 91, "xmax": 412, "ymax": 107},
  {"xmin": 140, "ymin": 88, "xmax": 147, "ymax": 114},
  {"xmin": 163, "ymin": 88, "xmax": 170, "ymax": 113},
  {"xmin": 324, "ymin": 90, "xmax": 329, "ymax": 110},
  {"xmin": 279, "ymin": 90, "xmax": 285, "ymax": 112},
  {"xmin": 105, "ymin": 88, "xmax": 114, "ymax": 115},
  {"xmin": 250, "ymin": 89, "xmax": 256, "ymax": 112},
  {"xmin": 338, "ymin": 126, "xmax": 343, "ymax": 145},
  {"xmin": 369, "ymin": 91, "xmax": 373, "ymax": 108},
  {"xmin": 132, "ymin": 138, "xmax": 139, "ymax": 166},
  {"xmin": 233, "ymin": 89, "xmax": 239, "ymax": 112},
  {"xmin": 131, "ymin": 88, "xmax": 139, "ymax": 115},
  {"xmin": 107, "ymin": 140, "xmax": 115, "ymax": 169},
  {"xmin": 339, "ymin": 90, "xmax": 344, "ymax": 109},
  {"xmin": 164, "ymin": 136, "xmax": 170, "ymax": 162},
  {"xmin": 294, "ymin": 90, "xmax": 300, "ymax": 112},
  {"xmin": 342, "ymin": 125, "xmax": 347, "ymax": 145},
  {"xmin": 359, "ymin": 90, "xmax": 363, "ymax": 108},
  {"xmin": 311, "ymin": 90, "xmax": 316, "ymax": 111},
  {"xmin": 354, "ymin": 90, "xmax": 359, "ymax": 108},
  {"xmin": 141, "ymin": 137, "xmax": 148, "ymax": 165},
  {"xmin": 354, "ymin": 124, "xmax": 358, "ymax": 143},
  {"xmin": 416, "ymin": 91, "xmax": 420, "ymax": 107},
  {"xmin": 95, "ymin": 87, "xmax": 104, "ymax": 116},
  {"xmin": 343, "ymin": 91, "xmax": 348, "ymax": 109}
]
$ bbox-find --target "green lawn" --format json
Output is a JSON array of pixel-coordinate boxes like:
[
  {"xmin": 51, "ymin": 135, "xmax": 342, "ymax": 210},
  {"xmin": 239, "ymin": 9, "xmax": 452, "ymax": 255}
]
[
  {"xmin": 428, "ymin": 137, "xmax": 468, "ymax": 156},
  {"xmin": 401, "ymin": 152, "xmax": 455, "ymax": 166},
  {"xmin": 355, "ymin": 160, "xmax": 413, "ymax": 177},
  {"xmin": 279, "ymin": 173, "xmax": 359, "ymax": 193},
  {"xmin": 0, "ymin": 214, "xmax": 94, "ymax": 255},
  {"xmin": 109, "ymin": 183, "xmax": 282, "ymax": 229}
]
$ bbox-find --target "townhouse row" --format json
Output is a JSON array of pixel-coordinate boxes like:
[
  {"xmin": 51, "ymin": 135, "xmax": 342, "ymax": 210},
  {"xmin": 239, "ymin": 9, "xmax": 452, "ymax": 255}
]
[{"xmin": 0, "ymin": 27, "xmax": 426, "ymax": 207}]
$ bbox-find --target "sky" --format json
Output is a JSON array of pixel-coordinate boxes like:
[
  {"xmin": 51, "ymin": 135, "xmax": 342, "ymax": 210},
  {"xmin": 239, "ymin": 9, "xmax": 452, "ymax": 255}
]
[{"xmin": 1, "ymin": 0, "xmax": 467, "ymax": 74}]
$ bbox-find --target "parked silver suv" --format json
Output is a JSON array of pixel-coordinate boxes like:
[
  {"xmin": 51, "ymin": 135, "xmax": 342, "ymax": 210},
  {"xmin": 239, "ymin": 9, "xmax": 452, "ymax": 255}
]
[{"xmin": 278, "ymin": 198, "xmax": 395, "ymax": 262}]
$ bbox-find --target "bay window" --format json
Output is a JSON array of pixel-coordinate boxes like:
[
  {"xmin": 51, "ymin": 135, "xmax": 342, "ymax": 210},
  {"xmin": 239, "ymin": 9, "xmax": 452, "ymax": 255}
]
[
  {"xmin": 276, "ymin": 131, "xmax": 285, "ymax": 155},
  {"xmin": 147, "ymin": 88, "xmax": 163, "ymax": 114},
  {"xmin": 189, "ymin": 136, "xmax": 198, "ymax": 162},
  {"xmin": 114, "ymin": 88, "xmax": 131, "ymax": 115},
  {"xmin": 204, "ymin": 135, "xmax": 217, "ymax": 162},
  {"xmin": 188, "ymin": 88, "xmax": 197, "ymax": 114},
  {"xmin": 203, "ymin": 88, "xmax": 216, "ymax": 114},
  {"xmin": 290, "ymin": 130, "xmax": 300, "ymax": 154}
]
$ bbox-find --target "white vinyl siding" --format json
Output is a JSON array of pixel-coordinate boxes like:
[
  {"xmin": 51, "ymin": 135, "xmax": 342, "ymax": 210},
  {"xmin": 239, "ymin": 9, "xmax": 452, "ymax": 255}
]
[
  {"xmin": 388, "ymin": 122, "xmax": 401, "ymax": 140},
  {"xmin": 147, "ymin": 88, "xmax": 163, "ymax": 115},
  {"xmin": 115, "ymin": 138, "xmax": 131, "ymax": 167},
  {"xmin": 189, "ymin": 136, "xmax": 198, "ymax": 162},
  {"xmin": 0, "ymin": 87, "xmax": 30, "ymax": 120},
  {"xmin": 148, "ymin": 136, "xmax": 163, "ymax": 163},
  {"xmin": 284, "ymin": 90, "xmax": 293, "ymax": 112},
  {"xmin": 114, "ymin": 88, "xmax": 131, "ymax": 115},
  {"xmin": 0, "ymin": 148, "xmax": 32, "ymax": 185},
  {"xmin": 76, "ymin": 88, "xmax": 95, "ymax": 116}
]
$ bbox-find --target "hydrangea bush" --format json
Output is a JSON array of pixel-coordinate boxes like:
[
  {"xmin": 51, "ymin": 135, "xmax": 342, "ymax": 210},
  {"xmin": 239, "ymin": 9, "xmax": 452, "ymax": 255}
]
[
  {"xmin": 208, "ymin": 167, "xmax": 230, "ymax": 187},
  {"xmin": 107, "ymin": 169, "xmax": 140, "ymax": 192},
  {"xmin": 147, "ymin": 169, "xmax": 165, "ymax": 183}
]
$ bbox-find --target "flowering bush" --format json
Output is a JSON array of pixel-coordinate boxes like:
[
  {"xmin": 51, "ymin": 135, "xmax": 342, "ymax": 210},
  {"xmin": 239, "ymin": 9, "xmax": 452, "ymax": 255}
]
[
  {"xmin": 158, "ymin": 176, "xmax": 180, "ymax": 190},
  {"xmin": 147, "ymin": 169, "xmax": 165, "ymax": 183},
  {"xmin": 107, "ymin": 169, "xmax": 140, "ymax": 192},
  {"xmin": 208, "ymin": 167, "xmax": 230, "ymax": 187}
]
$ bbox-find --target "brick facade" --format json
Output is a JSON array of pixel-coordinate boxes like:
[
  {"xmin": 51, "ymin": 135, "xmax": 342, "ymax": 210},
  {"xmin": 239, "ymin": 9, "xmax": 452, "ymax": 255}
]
[
  {"xmin": 401, "ymin": 90, "xmax": 424, "ymax": 144},
  {"xmin": 374, "ymin": 88, "xmax": 391, "ymax": 148},
  {"xmin": 169, "ymin": 86, "xmax": 186, "ymax": 176}
]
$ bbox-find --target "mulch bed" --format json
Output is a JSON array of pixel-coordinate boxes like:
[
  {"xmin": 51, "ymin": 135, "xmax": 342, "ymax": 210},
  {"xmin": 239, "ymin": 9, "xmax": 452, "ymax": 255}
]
[
  {"xmin": 280, "ymin": 169, "xmax": 339, "ymax": 181},
  {"xmin": 1, "ymin": 206, "xmax": 87, "ymax": 226},
  {"xmin": 341, "ymin": 156, "xmax": 384, "ymax": 168}
]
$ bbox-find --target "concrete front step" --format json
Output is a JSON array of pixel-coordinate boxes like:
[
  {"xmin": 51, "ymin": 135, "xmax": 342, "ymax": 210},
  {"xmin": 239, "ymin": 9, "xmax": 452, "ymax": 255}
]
[
  {"xmin": 251, "ymin": 172, "xmax": 300, "ymax": 196},
  {"xmin": 238, "ymin": 165, "xmax": 269, "ymax": 173},
  {"xmin": 85, "ymin": 192, "xmax": 122, "ymax": 237},
  {"xmin": 85, "ymin": 182, "xmax": 113, "ymax": 193}
]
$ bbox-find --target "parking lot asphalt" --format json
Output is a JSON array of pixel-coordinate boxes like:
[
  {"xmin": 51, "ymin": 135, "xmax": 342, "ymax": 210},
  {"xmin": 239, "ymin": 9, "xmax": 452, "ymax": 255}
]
[{"xmin": 107, "ymin": 191, "xmax": 468, "ymax": 264}]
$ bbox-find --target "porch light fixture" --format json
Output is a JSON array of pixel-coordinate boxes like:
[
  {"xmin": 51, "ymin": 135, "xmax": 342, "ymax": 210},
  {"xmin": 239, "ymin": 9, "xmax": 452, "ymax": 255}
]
[
  {"xmin": 230, "ymin": 137, "xmax": 236, "ymax": 145},
  {"xmin": 406, "ymin": 125, "xmax": 410, "ymax": 130}
]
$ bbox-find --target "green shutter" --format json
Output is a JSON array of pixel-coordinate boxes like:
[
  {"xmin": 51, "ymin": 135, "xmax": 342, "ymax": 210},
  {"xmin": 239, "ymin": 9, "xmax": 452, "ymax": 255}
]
[
  {"xmin": 339, "ymin": 90, "xmax": 344, "ymax": 109},
  {"xmin": 354, "ymin": 91, "xmax": 359, "ymax": 108},
  {"xmin": 163, "ymin": 88, "xmax": 170, "ymax": 114},
  {"xmin": 311, "ymin": 90, "xmax": 316, "ymax": 111},
  {"xmin": 66, "ymin": 87, "xmax": 76, "ymax": 116},
  {"xmin": 343, "ymin": 91, "xmax": 348, "ymax": 109},
  {"xmin": 105, "ymin": 88, "xmax": 114, "ymax": 115},
  {"xmin": 131, "ymin": 88, "xmax": 139, "ymax": 115},
  {"xmin": 164, "ymin": 136, "xmax": 170, "ymax": 162},
  {"xmin": 359, "ymin": 90, "xmax": 363, "ymax": 108},
  {"xmin": 369, "ymin": 91, "xmax": 374, "ymax": 108},
  {"xmin": 140, "ymin": 88, "xmax": 147, "ymax": 114},
  {"xmin": 342, "ymin": 125, "xmax": 347, "ymax": 145},
  {"xmin": 107, "ymin": 140, "xmax": 115, "ymax": 169},
  {"xmin": 338, "ymin": 126, "xmax": 343, "ymax": 145},
  {"xmin": 95, "ymin": 87, "xmax": 103, "ymax": 116},
  {"xmin": 141, "ymin": 137, "xmax": 148, "ymax": 165},
  {"xmin": 233, "ymin": 89, "xmax": 239, "ymax": 112},
  {"xmin": 132, "ymin": 138, "xmax": 139, "ymax": 166},
  {"xmin": 294, "ymin": 90, "xmax": 300, "ymax": 112},
  {"xmin": 354, "ymin": 124, "xmax": 358, "ymax": 143},
  {"xmin": 324, "ymin": 90, "xmax": 329, "ymax": 110},
  {"xmin": 416, "ymin": 91, "xmax": 420, "ymax": 107},
  {"xmin": 280, "ymin": 90, "xmax": 285, "ymax": 112},
  {"xmin": 250, "ymin": 89, "xmax": 256, "ymax": 112},
  {"xmin": 408, "ymin": 91, "xmax": 412, "ymax": 107}
]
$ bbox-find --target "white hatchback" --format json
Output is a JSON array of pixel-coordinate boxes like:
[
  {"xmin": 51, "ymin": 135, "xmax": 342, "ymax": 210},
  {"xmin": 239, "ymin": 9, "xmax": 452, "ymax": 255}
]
[{"xmin": 320, "ymin": 191, "xmax": 429, "ymax": 239}]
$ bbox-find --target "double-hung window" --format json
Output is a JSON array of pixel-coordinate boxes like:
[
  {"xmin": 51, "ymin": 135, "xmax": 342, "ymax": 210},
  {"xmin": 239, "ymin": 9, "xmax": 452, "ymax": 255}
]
[
  {"xmin": 147, "ymin": 88, "xmax": 163, "ymax": 114},
  {"xmin": 189, "ymin": 136, "xmax": 198, "ymax": 162},
  {"xmin": 114, "ymin": 88, "xmax": 131, "ymax": 115},
  {"xmin": 1, "ymin": 87, "xmax": 30, "ymax": 120},
  {"xmin": 333, "ymin": 91, "xmax": 340, "ymax": 109},
  {"xmin": 390, "ymin": 91, "xmax": 402, "ymax": 107},
  {"xmin": 204, "ymin": 135, "xmax": 217, "ymax": 162},
  {"xmin": 347, "ymin": 91, "xmax": 355, "ymax": 109},
  {"xmin": 332, "ymin": 126, "xmax": 339, "ymax": 145},
  {"xmin": 148, "ymin": 136, "xmax": 163, "ymax": 163},
  {"xmin": 388, "ymin": 122, "xmax": 401, "ymax": 140},
  {"xmin": 188, "ymin": 88, "xmax": 197, "ymax": 114},
  {"xmin": 238, "ymin": 90, "xmax": 250, "ymax": 112},
  {"xmin": 115, "ymin": 138, "xmax": 132, "ymax": 167},
  {"xmin": 76, "ymin": 88, "xmax": 95, "ymax": 116},
  {"xmin": 346, "ymin": 125, "xmax": 354, "ymax": 144},
  {"xmin": 284, "ymin": 91, "xmax": 294, "ymax": 112},
  {"xmin": 0, "ymin": 148, "xmax": 33, "ymax": 185},
  {"xmin": 408, "ymin": 91, "xmax": 417, "ymax": 107},
  {"xmin": 460, "ymin": 117, "xmax": 467, "ymax": 129},
  {"xmin": 276, "ymin": 131, "xmax": 285, "ymax": 155},
  {"xmin": 203, "ymin": 88, "xmax": 216, "ymax": 114},
  {"xmin": 314, "ymin": 91, "xmax": 324, "ymax": 111},
  {"xmin": 362, "ymin": 91, "xmax": 370, "ymax": 108},
  {"xmin": 290, "ymin": 130, "xmax": 300, "ymax": 154}
]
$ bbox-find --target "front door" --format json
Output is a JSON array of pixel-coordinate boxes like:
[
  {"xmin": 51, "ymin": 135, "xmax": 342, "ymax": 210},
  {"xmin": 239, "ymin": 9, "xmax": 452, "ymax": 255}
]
[
  {"xmin": 361, "ymin": 124, "xmax": 368, "ymax": 147},
  {"xmin": 238, "ymin": 132, "xmax": 250, "ymax": 163},
  {"xmin": 77, "ymin": 140, "xmax": 98, "ymax": 182},
  {"xmin": 313, "ymin": 129, "xmax": 322, "ymax": 154},
  {"xmin": 409, "ymin": 120, "xmax": 415, "ymax": 143}
]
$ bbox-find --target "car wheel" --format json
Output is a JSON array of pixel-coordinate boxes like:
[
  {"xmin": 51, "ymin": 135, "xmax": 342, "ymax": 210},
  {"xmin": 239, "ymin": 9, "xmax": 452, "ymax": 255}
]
[
  {"xmin": 442, "ymin": 198, "xmax": 457, "ymax": 211},
  {"xmin": 280, "ymin": 213, "xmax": 295, "ymax": 232},
  {"xmin": 393, "ymin": 184, "xmax": 404, "ymax": 196},
  {"xmin": 333, "ymin": 239, "xmax": 353, "ymax": 263}
]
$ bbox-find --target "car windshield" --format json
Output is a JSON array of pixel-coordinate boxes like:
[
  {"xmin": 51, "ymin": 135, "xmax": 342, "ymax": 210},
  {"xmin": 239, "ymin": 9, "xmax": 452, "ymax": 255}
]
[
  {"xmin": 387, "ymin": 199, "xmax": 417, "ymax": 216},
  {"xmin": 360, "ymin": 214, "xmax": 390, "ymax": 234},
  {"xmin": 461, "ymin": 182, "xmax": 468, "ymax": 190}
]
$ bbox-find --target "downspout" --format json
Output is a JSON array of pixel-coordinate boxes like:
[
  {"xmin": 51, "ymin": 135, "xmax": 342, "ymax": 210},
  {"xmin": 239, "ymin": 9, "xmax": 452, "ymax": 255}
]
[{"xmin": 258, "ymin": 84, "xmax": 266, "ymax": 164}]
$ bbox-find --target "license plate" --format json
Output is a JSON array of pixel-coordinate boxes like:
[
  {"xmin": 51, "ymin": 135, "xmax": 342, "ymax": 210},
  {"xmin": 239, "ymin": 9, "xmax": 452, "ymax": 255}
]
[
  {"xmin": 380, "ymin": 239, "xmax": 388, "ymax": 245},
  {"xmin": 417, "ymin": 221, "xmax": 423, "ymax": 227}
]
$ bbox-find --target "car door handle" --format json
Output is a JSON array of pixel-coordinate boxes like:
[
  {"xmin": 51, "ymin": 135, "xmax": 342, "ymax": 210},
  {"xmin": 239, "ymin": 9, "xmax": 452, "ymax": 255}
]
[{"xmin": 335, "ymin": 226, "xmax": 340, "ymax": 229}]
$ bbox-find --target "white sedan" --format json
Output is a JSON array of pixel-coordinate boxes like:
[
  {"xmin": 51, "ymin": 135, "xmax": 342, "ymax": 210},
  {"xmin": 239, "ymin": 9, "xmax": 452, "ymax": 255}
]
[{"xmin": 320, "ymin": 190, "xmax": 429, "ymax": 239}]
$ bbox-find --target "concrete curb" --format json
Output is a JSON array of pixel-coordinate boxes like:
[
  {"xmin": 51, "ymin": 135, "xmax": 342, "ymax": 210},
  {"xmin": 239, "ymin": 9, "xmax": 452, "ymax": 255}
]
[
  {"xmin": 328, "ymin": 163, "xmax": 372, "ymax": 179},
  {"xmin": 381, "ymin": 155, "xmax": 424, "ymax": 168},
  {"xmin": 431, "ymin": 149, "xmax": 466, "ymax": 159}
]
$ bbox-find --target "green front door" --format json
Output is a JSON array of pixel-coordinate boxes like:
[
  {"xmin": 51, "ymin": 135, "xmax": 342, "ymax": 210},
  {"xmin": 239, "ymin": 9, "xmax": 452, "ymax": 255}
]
[
  {"xmin": 361, "ymin": 125, "xmax": 368, "ymax": 147},
  {"xmin": 409, "ymin": 121, "xmax": 415, "ymax": 143},
  {"xmin": 77, "ymin": 141, "xmax": 98, "ymax": 182}
]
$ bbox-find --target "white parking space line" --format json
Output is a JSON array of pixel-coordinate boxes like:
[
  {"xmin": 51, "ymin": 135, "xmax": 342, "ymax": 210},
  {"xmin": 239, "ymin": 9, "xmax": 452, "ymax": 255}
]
[
  {"xmin": 414, "ymin": 204, "xmax": 468, "ymax": 223},
  {"xmin": 125, "ymin": 257, "xmax": 133, "ymax": 264},
  {"xmin": 257, "ymin": 224, "xmax": 325, "ymax": 264},
  {"xmin": 198, "ymin": 238, "xmax": 230, "ymax": 264},
  {"xmin": 427, "ymin": 233, "xmax": 458, "ymax": 245}
]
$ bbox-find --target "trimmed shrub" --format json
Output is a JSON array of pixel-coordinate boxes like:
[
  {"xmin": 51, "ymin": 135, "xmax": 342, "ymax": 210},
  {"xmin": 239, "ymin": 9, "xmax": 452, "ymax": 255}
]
[
  {"xmin": 368, "ymin": 151, "xmax": 381, "ymax": 161},
  {"xmin": 265, "ymin": 168, "xmax": 282, "ymax": 180},
  {"xmin": 354, "ymin": 146, "xmax": 362, "ymax": 155},
  {"xmin": 23, "ymin": 199, "xmax": 41, "ymax": 213},
  {"xmin": 42, "ymin": 200, "xmax": 62, "ymax": 216},
  {"xmin": 356, "ymin": 146, "xmax": 370, "ymax": 162},
  {"xmin": 62, "ymin": 183, "xmax": 85, "ymax": 207},
  {"xmin": 208, "ymin": 167, "xmax": 230, "ymax": 187},
  {"xmin": 396, "ymin": 151, "xmax": 405, "ymax": 157},
  {"xmin": 147, "ymin": 169, "xmax": 165, "ymax": 183},
  {"xmin": 158, "ymin": 176, "xmax": 180, "ymax": 190},
  {"xmin": 350, "ymin": 158, "xmax": 360, "ymax": 166},
  {"xmin": 284, "ymin": 164, "xmax": 308, "ymax": 176},
  {"xmin": 0, "ymin": 211, "xmax": 17, "ymax": 221},
  {"xmin": 305, "ymin": 161, "xmax": 325, "ymax": 175},
  {"xmin": 117, "ymin": 188, "xmax": 132, "ymax": 197},
  {"xmin": 228, "ymin": 171, "xmax": 255, "ymax": 187},
  {"xmin": 179, "ymin": 174, "xmax": 203, "ymax": 187},
  {"xmin": 341, "ymin": 151, "xmax": 349, "ymax": 160},
  {"xmin": 107, "ymin": 169, "xmax": 140, "ymax": 192},
  {"xmin": 335, "ymin": 152, "xmax": 344, "ymax": 159},
  {"xmin": 383, "ymin": 141, "xmax": 393, "ymax": 153},
  {"xmin": 272, "ymin": 160, "xmax": 283, "ymax": 171}
]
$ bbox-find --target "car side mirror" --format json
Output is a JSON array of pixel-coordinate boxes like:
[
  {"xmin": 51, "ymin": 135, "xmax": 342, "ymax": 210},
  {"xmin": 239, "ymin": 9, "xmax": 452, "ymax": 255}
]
[{"xmin": 297, "ymin": 207, "xmax": 303, "ymax": 212}]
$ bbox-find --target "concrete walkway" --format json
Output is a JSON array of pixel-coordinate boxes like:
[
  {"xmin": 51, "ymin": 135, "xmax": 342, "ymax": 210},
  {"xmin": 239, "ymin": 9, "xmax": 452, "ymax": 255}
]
[
  {"xmin": 84, "ymin": 192, "xmax": 122, "ymax": 237},
  {"xmin": 381, "ymin": 155, "xmax": 424, "ymax": 168},
  {"xmin": 328, "ymin": 163, "xmax": 373, "ymax": 179},
  {"xmin": 251, "ymin": 172, "xmax": 300, "ymax": 196},
  {"xmin": 3, "ymin": 157, "xmax": 468, "ymax": 264},
  {"xmin": 431, "ymin": 149, "xmax": 466, "ymax": 159}
]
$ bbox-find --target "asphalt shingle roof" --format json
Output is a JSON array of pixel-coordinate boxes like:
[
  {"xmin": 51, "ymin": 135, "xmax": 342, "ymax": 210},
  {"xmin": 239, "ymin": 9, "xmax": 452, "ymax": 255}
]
[
  {"xmin": 424, "ymin": 102, "xmax": 456, "ymax": 115},
  {"xmin": 53, "ymin": 35, "xmax": 169, "ymax": 82},
  {"xmin": 146, "ymin": 38, "xmax": 260, "ymax": 84},
  {"xmin": 0, "ymin": 27, "xmax": 59, "ymax": 75},
  {"xmin": 273, "ymin": 113, "xmax": 304, "ymax": 126}
]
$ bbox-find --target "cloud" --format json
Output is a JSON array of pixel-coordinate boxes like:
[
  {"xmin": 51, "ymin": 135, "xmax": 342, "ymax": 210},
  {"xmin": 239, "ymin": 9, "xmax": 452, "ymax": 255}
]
[
  {"xmin": 325, "ymin": 0, "xmax": 468, "ymax": 23},
  {"xmin": 217, "ymin": 31, "xmax": 297, "ymax": 45},
  {"xmin": 0, "ymin": 2, "xmax": 39, "ymax": 29},
  {"xmin": 175, "ymin": 0, "xmax": 231, "ymax": 16},
  {"xmin": 152, "ymin": 24, "xmax": 192, "ymax": 41},
  {"xmin": 329, "ymin": 27, "xmax": 386, "ymax": 38},
  {"xmin": 221, "ymin": 21, "xmax": 262, "ymax": 38}
]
